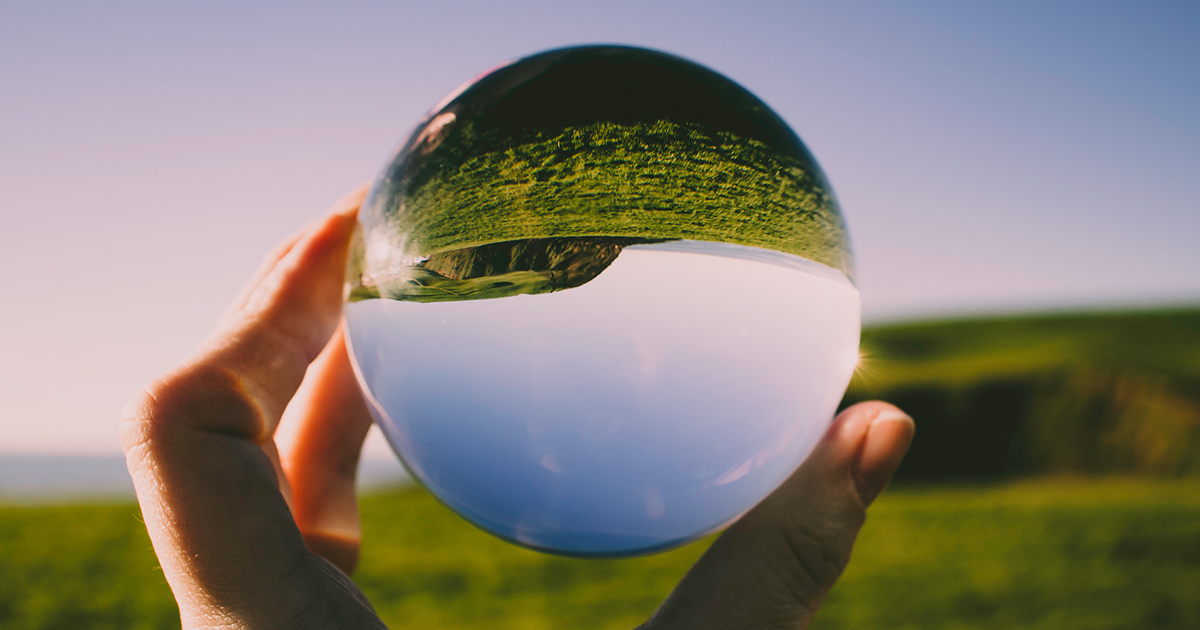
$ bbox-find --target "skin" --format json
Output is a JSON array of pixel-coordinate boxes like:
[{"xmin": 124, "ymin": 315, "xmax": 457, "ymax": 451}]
[{"xmin": 120, "ymin": 187, "xmax": 914, "ymax": 629}]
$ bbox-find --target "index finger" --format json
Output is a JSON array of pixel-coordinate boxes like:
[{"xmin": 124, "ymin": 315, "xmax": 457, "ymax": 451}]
[{"xmin": 120, "ymin": 191, "xmax": 371, "ymax": 622}]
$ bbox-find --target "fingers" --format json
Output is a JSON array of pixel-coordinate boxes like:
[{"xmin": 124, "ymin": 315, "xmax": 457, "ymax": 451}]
[
  {"xmin": 275, "ymin": 324, "xmax": 375, "ymax": 575},
  {"xmin": 120, "ymin": 190, "xmax": 383, "ymax": 628},
  {"xmin": 224, "ymin": 185, "xmax": 367, "ymax": 320},
  {"xmin": 642, "ymin": 402, "xmax": 913, "ymax": 630},
  {"xmin": 181, "ymin": 206, "xmax": 359, "ymax": 441}
]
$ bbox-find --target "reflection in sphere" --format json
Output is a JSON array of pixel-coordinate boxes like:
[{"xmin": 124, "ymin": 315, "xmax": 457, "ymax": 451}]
[{"xmin": 345, "ymin": 46, "xmax": 859, "ymax": 556}]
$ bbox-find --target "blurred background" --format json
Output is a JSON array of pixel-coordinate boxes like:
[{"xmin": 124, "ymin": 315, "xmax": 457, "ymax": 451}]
[{"xmin": 1, "ymin": 1, "xmax": 1197, "ymax": 628}]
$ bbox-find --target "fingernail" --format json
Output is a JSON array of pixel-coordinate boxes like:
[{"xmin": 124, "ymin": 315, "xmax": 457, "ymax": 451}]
[
  {"xmin": 854, "ymin": 408, "xmax": 914, "ymax": 505},
  {"xmin": 331, "ymin": 185, "xmax": 369, "ymax": 220},
  {"xmin": 870, "ymin": 408, "xmax": 914, "ymax": 430}
]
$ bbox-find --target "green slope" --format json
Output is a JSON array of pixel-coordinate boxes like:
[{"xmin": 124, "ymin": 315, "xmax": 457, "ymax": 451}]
[
  {"xmin": 855, "ymin": 307, "xmax": 1200, "ymax": 390},
  {"xmin": 845, "ymin": 306, "xmax": 1200, "ymax": 479}
]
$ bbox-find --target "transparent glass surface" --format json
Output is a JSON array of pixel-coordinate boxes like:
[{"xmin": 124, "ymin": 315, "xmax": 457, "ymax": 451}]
[{"xmin": 345, "ymin": 46, "xmax": 860, "ymax": 556}]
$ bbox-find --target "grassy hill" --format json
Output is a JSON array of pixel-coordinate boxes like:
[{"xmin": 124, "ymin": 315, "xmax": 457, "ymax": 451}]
[{"xmin": 844, "ymin": 306, "xmax": 1200, "ymax": 479}]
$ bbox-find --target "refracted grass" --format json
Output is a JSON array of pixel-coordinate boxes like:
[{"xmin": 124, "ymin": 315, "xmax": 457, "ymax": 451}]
[
  {"xmin": 4, "ymin": 478, "xmax": 1198, "ymax": 629},
  {"xmin": 353, "ymin": 121, "xmax": 852, "ymax": 301},
  {"xmin": 350, "ymin": 236, "xmax": 652, "ymax": 303},
  {"xmin": 407, "ymin": 121, "xmax": 847, "ymax": 264}
]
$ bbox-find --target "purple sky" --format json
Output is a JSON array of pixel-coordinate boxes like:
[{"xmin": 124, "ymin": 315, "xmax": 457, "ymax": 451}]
[{"xmin": 2, "ymin": 0, "xmax": 1198, "ymax": 453}]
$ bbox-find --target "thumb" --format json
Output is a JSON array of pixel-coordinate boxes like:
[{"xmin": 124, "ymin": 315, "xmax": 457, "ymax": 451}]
[{"xmin": 642, "ymin": 402, "xmax": 914, "ymax": 630}]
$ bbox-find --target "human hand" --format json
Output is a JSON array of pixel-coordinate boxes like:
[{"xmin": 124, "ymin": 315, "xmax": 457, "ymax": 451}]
[{"xmin": 121, "ymin": 188, "xmax": 913, "ymax": 629}]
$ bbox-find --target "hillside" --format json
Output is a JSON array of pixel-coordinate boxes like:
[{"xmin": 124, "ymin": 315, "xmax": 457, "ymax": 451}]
[{"xmin": 844, "ymin": 307, "xmax": 1200, "ymax": 479}]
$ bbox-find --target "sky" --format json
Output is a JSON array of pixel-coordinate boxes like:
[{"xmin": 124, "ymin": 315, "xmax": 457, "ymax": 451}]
[{"xmin": 1, "ymin": 0, "xmax": 1198, "ymax": 455}]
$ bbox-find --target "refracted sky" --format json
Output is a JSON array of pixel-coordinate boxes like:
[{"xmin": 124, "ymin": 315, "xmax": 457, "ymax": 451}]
[{"xmin": 1, "ymin": 0, "xmax": 1198, "ymax": 454}]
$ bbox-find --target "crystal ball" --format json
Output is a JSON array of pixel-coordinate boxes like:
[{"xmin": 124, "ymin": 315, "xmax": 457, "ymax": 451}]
[{"xmin": 344, "ymin": 45, "xmax": 859, "ymax": 556}]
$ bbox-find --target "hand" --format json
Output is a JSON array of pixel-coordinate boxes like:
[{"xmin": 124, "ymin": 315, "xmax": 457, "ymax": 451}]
[{"xmin": 121, "ymin": 188, "xmax": 914, "ymax": 629}]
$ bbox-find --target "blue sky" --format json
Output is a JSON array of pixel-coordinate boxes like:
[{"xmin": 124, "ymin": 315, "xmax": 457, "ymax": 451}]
[{"xmin": 2, "ymin": 1, "xmax": 1198, "ymax": 453}]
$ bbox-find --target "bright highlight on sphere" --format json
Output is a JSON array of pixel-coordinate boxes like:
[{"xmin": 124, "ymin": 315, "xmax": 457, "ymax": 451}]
[{"xmin": 344, "ymin": 45, "xmax": 860, "ymax": 556}]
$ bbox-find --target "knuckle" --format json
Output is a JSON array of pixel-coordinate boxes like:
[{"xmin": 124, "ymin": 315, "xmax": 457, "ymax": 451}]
[
  {"xmin": 122, "ymin": 364, "xmax": 268, "ymax": 450},
  {"xmin": 118, "ymin": 388, "xmax": 159, "ymax": 458},
  {"xmin": 119, "ymin": 384, "xmax": 180, "ymax": 479}
]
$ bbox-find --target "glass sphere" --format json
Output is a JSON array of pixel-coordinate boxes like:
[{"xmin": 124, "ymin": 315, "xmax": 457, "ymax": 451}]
[{"xmin": 344, "ymin": 45, "xmax": 859, "ymax": 556}]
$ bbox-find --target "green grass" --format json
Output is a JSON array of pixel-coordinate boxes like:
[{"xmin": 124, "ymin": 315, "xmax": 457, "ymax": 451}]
[
  {"xmin": 0, "ymin": 502, "xmax": 176, "ymax": 629},
  {"xmin": 819, "ymin": 479, "xmax": 1200, "ymax": 630},
  {"xmin": 3, "ymin": 479, "xmax": 1199, "ymax": 629}
]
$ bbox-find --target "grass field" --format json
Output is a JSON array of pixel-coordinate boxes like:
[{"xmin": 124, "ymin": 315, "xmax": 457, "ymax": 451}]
[{"xmin": 2, "ymin": 478, "xmax": 1198, "ymax": 629}]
